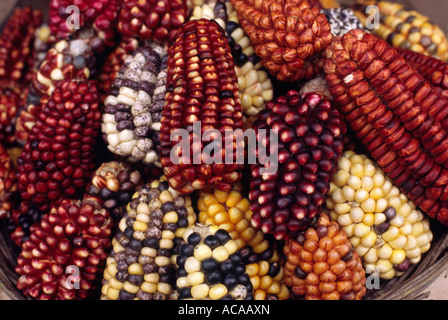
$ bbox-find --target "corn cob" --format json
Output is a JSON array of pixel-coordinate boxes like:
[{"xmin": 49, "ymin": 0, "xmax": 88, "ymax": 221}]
[
  {"xmin": 326, "ymin": 151, "xmax": 433, "ymax": 279},
  {"xmin": 283, "ymin": 213, "xmax": 367, "ymax": 300},
  {"xmin": 102, "ymin": 45, "xmax": 164, "ymax": 167},
  {"xmin": 101, "ymin": 180, "xmax": 196, "ymax": 300},
  {"xmin": 15, "ymin": 39, "xmax": 96, "ymax": 145},
  {"xmin": 160, "ymin": 19, "xmax": 244, "ymax": 194},
  {"xmin": 229, "ymin": 0, "xmax": 333, "ymax": 82},
  {"xmin": 323, "ymin": 7, "xmax": 365, "ymax": 38},
  {"xmin": 174, "ymin": 223, "xmax": 254, "ymax": 300},
  {"xmin": 15, "ymin": 196, "xmax": 113, "ymax": 300},
  {"xmin": 17, "ymin": 79, "xmax": 101, "ymax": 213},
  {"xmin": 353, "ymin": 0, "xmax": 448, "ymax": 61},
  {"xmin": 49, "ymin": 0, "xmax": 122, "ymax": 54},
  {"xmin": 324, "ymin": 28, "xmax": 448, "ymax": 225},
  {"xmin": 249, "ymin": 90, "xmax": 346, "ymax": 240},
  {"xmin": 117, "ymin": 0, "xmax": 188, "ymax": 44},
  {"xmin": 245, "ymin": 260, "xmax": 290, "ymax": 300},
  {"xmin": 0, "ymin": 83, "xmax": 24, "ymax": 146},
  {"xmin": 0, "ymin": 7, "xmax": 43, "ymax": 86},
  {"xmin": 396, "ymin": 47, "xmax": 448, "ymax": 100}
]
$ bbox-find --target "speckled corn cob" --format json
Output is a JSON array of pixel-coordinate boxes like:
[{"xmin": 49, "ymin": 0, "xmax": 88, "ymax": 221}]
[
  {"xmin": 0, "ymin": 83, "xmax": 24, "ymax": 146},
  {"xmin": 396, "ymin": 47, "xmax": 448, "ymax": 100},
  {"xmin": 160, "ymin": 19, "xmax": 244, "ymax": 194},
  {"xmin": 49, "ymin": 0, "xmax": 122, "ymax": 54},
  {"xmin": 15, "ymin": 39, "xmax": 96, "ymax": 145},
  {"xmin": 175, "ymin": 223, "xmax": 254, "ymax": 300},
  {"xmin": 102, "ymin": 46, "xmax": 164, "ymax": 167},
  {"xmin": 324, "ymin": 29, "xmax": 448, "ymax": 225},
  {"xmin": 230, "ymin": 0, "xmax": 334, "ymax": 82},
  {"xmin": 87, "ymin": 161, "xmax": 143, "ymax": 220},
  {"xmin": 245, "ymin": 260, "xmax": 290, "ymax": 300},
  {"xmin": 353, "ymin": 0, "xmax": 448, "ymax": 61},
  {"xmin": 0, "ymin": 142, "xmax": 18, "ymax": 219},
  {"xmin": 323, "ymin": 7, "xmax": 365, "ymax": 38},
  {"xmin": 117, "ymin": 0, "xmax": 188, "ymax": 44},
  {"xmin": 0, "ymin": 7, "xmax": 43, "ymax": 86},
  {"xmin": 101, "ymin": 180, "xmax": 196, "ymax": 300},
  {"xmin": 15, "ymin": 197, "xmax": 113, "ymax": 300},
  {"xmin": 326, "ymin": 151, "xmax": 433, "ymax": 279},
  {"xmin": 283, "ymin": 213, "xmax": 367, "ymax": 300}
]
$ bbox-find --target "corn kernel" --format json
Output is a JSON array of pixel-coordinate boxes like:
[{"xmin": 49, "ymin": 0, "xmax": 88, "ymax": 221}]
[
  {"xmin": 338, "ymin": 213, "xmax": 353, "ymax": 227},
  {"xmin": 406, "ymin": 246, "xmax": 421, "ymax": 259},
  {"xmin": 348, "ymin": 175, "xmax": 362, "ymax": 190},
  {"xmin": 364, "ymin": 248, "xmax": 378, "ymax": 264},
  {"xmin": 342, "ymin": 224, "xmax": 355, "ymax": 237},
  {"xmin": 361, "ymin": 198, "xmax": 376, "ymax": 213},
  {"xmin": 374, "ymin": 212, "xmax": 386, "ymax": 225},
  {"xmin": 355, "ymin": 244, "xmax": 369, "ymax": 257},
  {"xmin": 388, "ymin": 234, "xmax": 407, "ymax": 249},
  {"xmin": 350, "ymin": 207, "xmax": 365, "ymax": 223},
  {"xmin": 209, "ymin": 284, "xmax": 228, "ymax": 300},
  {"xmin": 350, "ymin": 236, "xmax": 361, "ymax": 247},
  {"xmin": 363, "ymin": 213, "xmax": 375, "ymax": 227},
  {"xmin": 187, "ymin": 271, "xmax": 205, "ymax": 286},
  {"xmin": 191, "ymin": 283, "xmax": 210, "ymax": 300},
  {"xmin": 333, "ymin": 170, "xmax": 350, "ymax": 187},
  {"xmin": 378, "ymin": 243, "xmax": 393, "ymax": 259},
  {"xmin": 361, "ymin": 230, "xmax": 377, "ymax": 247},
  {"xmin": 335, "ymin": 203, "xmax": 351, "ymax": 214},
  {"xmin": 373, "ymin": 173, "xmax": 385, "ymax": 187},
  {"xmin": 342, "ymin": 185, "xmax": 355, "ymax": 201},
  {"xmin": 411, "ymin": 222, "xmax": 424, "ymax": 237},
  {"xmin": 355, "ymin": 189, "xmax": 369, "ymax": 203}
]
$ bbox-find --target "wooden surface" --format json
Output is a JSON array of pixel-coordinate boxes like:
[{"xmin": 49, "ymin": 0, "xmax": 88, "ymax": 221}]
[{"xmin": 0, "ymin": 0, "xmax": 447, "ymax": 300}]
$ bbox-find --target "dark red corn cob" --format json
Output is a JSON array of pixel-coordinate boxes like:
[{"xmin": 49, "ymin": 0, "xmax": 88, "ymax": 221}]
[
  {"xmin": 117, "ymin": 0, "xmax": 188, "ymax": 44},
  {"xmin": 249, "ymin": 90, "xmax": 346, "ymax": 240},
  {"xmin": 15, "ymin": 197, "xmax": 113, "ymax": 300},
  {"xmin": 229, "ymin": 0, "xmax": 333, "ymax": 82},
  {"xmin": 396, "ymin": 47, "xmax": 448, "ymax": 100},
  {"xmin": 324, "ymin": 28, "xmax": 448, "ymax": 225},
  {"xmin": 98, "ymin": 37, "xmax": 140, "ymax": 104},
  {"xmin": 48, "ymin": 0, "xmax": 122, "ymax": 54},
  {"xmin": 160, "ymin": 19, "xmax": 245, "ymax": 194},
  {"xmin": 17, "ymin": 79, "xmax": 101, "ymax": 213},
  {"xmin": 15, "ymin": 39, "xmax": 96, "ymax": 145},
  {"xmin": 0, "ymin": 7, "xmax": 43, "ymax": 86}
]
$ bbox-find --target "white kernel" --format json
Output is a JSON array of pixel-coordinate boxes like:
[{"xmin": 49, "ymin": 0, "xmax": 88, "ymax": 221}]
[
  {"xmin": 355, "ymin": 244, "xmax": 370, "ymax": 257},
  {"xmin": 364, "ymin": 248, "xmax": 378, "ymax": 264},
  {"xmin": 361, "ymin": 198, "xmax": 376, "ymax": 213},
  {"xmin": 342, "ymin": 185, "xmax": 355, "ymax": 202},
  {"xmin": 377, "ymin": 243, "xmax": 393, "ymax": 259},
  {"xmin": 348, "ymin": 175, "xmax": 362, "ymax": 190},
  {"xmin": 354, "ymin": 223, "xmax": 371, "ymax": 238},
  {"xmin": 350, "ymin": 207, "xmax": 365, "ymax": 223},
  {"xmin": 361, "ymin": 176, "xmax": 374, "ymax": 192},
  {"xmin": 335, "ymin": 203, "xmax": 351, "ymax": 214},
  {"xmin": 388, "ymin": 234, "xmax": 407, "ymax": 249},
  {"xmin": 374, "ymin": 213, "xmax": 387, "ymax": 225},
  {"xmin": 375, "ymin": 199, "xmax": 388, "ymax": 213},
  {"xmin": 361, "ymin": 230, "xmax": 377, "ymax": 247}
]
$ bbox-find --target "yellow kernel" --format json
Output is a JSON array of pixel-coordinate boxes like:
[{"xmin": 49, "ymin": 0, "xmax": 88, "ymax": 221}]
[
  {"xmin": 128, "ymin": 263, "xmax": 144, "ymax": 275},
  {"xmin": 212, "ymin": 246, "xmax": 230, "ymax": 262},
  {"xmin": 259, "ymin": 275, "xmax": 274, "ymax": 290},
  {"xmin": 378, "ymin": 243, "xmax": 393, "ymax": 259},
  {"xmin": 375, "ymin": 199, "xmax": 388, "ymax": 213},
  {"xmin": 416, "ymin": 233, "xmax": 431, "ymax": 248},
  {"xmin": 246, "ymin": 263, "xmax": 259, "ymax": 277},
  {"xmin": 374, "ymin": 213, "xmax": 386, "ymax": 225},
  {"xmin": 388, "ymin": 235, "xmax": 407, "ymax": 249},
  {"xmin": 136, "ymin": 213, "xmax": 150, "ymax": 224},
  {"xmin": 157, "ymin": 282, "xmax": 172, "ymax": 295},
  {"xmin": 208, "ymin": 204, "xmax": 225, "ymax": 217},
  {"xmin": 159, "ymin": 190, "xmax": 173, "ymax": 203},
  {"xmin": 226, "ymin": 191, "xmax": 243, "ymax": 207},
  {"xmin": 382, "ymin": 181, "xmax": 392, "ymax": 196},
  {"xmin": 390, "ymin": 249, "xmax": 406, "ymax": 265},
  {"xmin": 253, "ymin": 239, "xmax": 269, "ymax": 254},
  {"xmin": 176, "ymin": 276, "xmax": 189, "ymax": 289},
  {"xmin": 399, "ymin": 222, "xmax": 413, "ymax": 235},
  {"xmin": 155, "ymin": 256, "xmax": 170, "ymax": 266},
  {"xmin": 187, "ymin": 271, "xmax": 205, "ymax": 286},
  {"xmin": 197, "ymin": 198, "xmax": 207, "ymax": 212},
  {"xmin": 109, "ymin": 277, "xmax": 124, "ymax": 290},
  {"xmin": 355, "ymin": 189, "xmax": 369, "ymax": 203},
  {"xmin": 337, "ymin": 213, "xmax": 353, "ymax": 227},
  {"xmin": 194, "ymin": 244, "xmax": 212, "ymax": 261},
  {"xmin": 364, "ymin": 248, "xmax": 378, "ymax": 264},
  {"xmin": 361, "ymin": 176, "xmax": 374, "ymax": 192},
  {"xmin": 354, "ymin": 223, "xmax": 371, "ymax": 237},
  {"xmin": 248, "ymin": 231, "xmax": 264, "ymax": 247},
  {"xmin": 235, "ymin": 219, "xmax": 251, "ymax": 233},
  {"xmin": 376, "ymin": 259, "xmax": 393, "ymax": 274},
  {"xmin": 209, "ymin": 284, "xmax": 228, "ymax": 300},
  {"xmin": 258, "ymin": 261, "xmax": 270, "ymax": 276},
  {"xmin": 141, "ymin": 282, "xmax": 157, "ymax": 293},
  {"xmin": 342, "ymin": 186, "xmax": 355, "ymax": 201},
  {"xmin": 329, "ymin": 210, "xmax": 338, "ymax": 221},
  {"xmin": 144, "ymin": 273, "xmax": 159, "ymax": 283},
  {"xmin": 214, "ymin": 189, "xmax": 229, "ymax": 203},
  {"xmin": 107, "ymin": 287, "xmax": 120, "ymax": 300},
  {"xmin": 363, "ymin": 213, "xmax": 375, "ymax": 227},
  {"xmin": 420, "ymin": 243, "xmax": 431, "ymax": 254},
  {"xmin": 250, "ymin": 275, "xmax": 261, "ymax": 289},
  {"xmin": 228, "ymin": 207, "xmax": 244, "ymax": 224},
  {"xmin": 355, "ymin": 244, "xmax": 369, "ymax": 257},
  {"xmin": 185, "ymin": 257, "xmax": 201, "ymax": 273},
  {"xmin": 348, "ymin": 175, "xmax": 362, "ymax": 190},
  {"xmin": 191, "ymin": 283, "xmax": 210, "ymax": 300},
  {"xmin": 350, "ymin": 207, "xmax": 365, "ymax": 223},
  {"xmin": 350, "ymin": 236, "xmax": 361, "ymax": 247},
  {"xmin": 390, "ymin": 214, "xmax": 405, "ymax": 228},
  {"xmin": 123, "ymin": 281, "xmax": 139, "ymax": 294},
  {"xmin": 159, "ymin": 239, "xmax": 173, "ymax": 249},
  {"xmin": 361, "ymin": 198, "xmax": 376, "ymax": 213},
  {"xmin": 382, "ymin": 226, "xmax": 399, "ymax": 242},
  {"xmin": 364, "ymin": 163, "xmax": 376, "ymax": 176},
  {"xmin": 133, "ymin": 220, "xmax": 148, "ymax": 232},
  {"xmin": 406, "ymin": 246, "xmax": 421, "ymax": 259},
  {"xmin": 380, "ymin": 268, "xmax": 396, "ymax": 280},
  {"xmin": 411, "ymin": 222, "xmax": 424, "ymax": 237},
  {"xmin": 331, "ymin": 188, "xmax": 346, "ymax": 204},
  {"xmin": 397, "ymin": 203, "xmax": 412, "ymax": 218},
  {"xmin": 240, "ymin": 227, "xmax": 256, "ymax": 242},
  {"xmin": 163, "ymin": 211, "xmax": 179, "ymax": 224},
  {"xmin": 406, "ymin": 210, "xmax": 420, "ymax": 224},
  {"xmin": 373, "ymin": 173, "xmax": 385, "ymax": 187},
  {"xmin": 387, "ymin": 186, "xmax": 400, "ymax": 198},
  {"xmin": 141, "ymin": 247, "xmax": 157, "ymax": 257},
  {"xmin": 235, "ymin": 198, "xmax": 250, "ymax": 212},
  {"xmin": 361, "ymin": 230, "xmax": 377, "ymax": 247},
  {"xmin": 335, "ymin": 203, "xmax": 351, "ymax": 214},
  {"xmin": 349, "ymin": 154, "xmax": 364, "ymax": 165},
  {"xmin": 224, "ymin": 240, "xmax": 238, "ymax": 255},
  {"xmin": 369, "ymin": 187, "xmax": 384, "ymax": 200},
  {"xmin": 338, "ymin": 157, "xmax": 352, "ymax": 172},
  {"xmin": 214, "ymin": 212, "xmax": 230, "ymax": 225},
  {"xmin": 136, "ymin": 203, "xmax": 150, "ymax": 215},
  {"xmin": 404, "ymin": 235, "xmax": 417, "ymax": 251},
  {"xmin": 342, "ymin": 224, "xmax": 355, "ymax": 237},
  {"xmin": 162, "ymin": 230, "xmax": 175, "ymax": 240},
  {"xmin": 202, "ymin": 194, "xmax": 219, "ymax": 208},
  {"xmin": 333, "ymin": 170, "xmax": 350, "ymax": 187}
]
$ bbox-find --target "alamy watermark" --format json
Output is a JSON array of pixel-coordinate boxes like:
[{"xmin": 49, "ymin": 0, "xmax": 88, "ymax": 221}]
[
  {"xmin": 65, "ymin": 265, "xmax": 80, "ymax": 290},
  {"xmin": 65, "ymin": 5, "xmax": 80, "ymax": 31}
]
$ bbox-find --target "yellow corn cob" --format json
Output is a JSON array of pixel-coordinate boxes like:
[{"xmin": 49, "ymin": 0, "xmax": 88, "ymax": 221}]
[
  {"xmin": 353, "ymin": 0, "xmax": 448, "ymax": 61},
  {"xmin": 245, "ymin": 261, "xmax": 290, "ymax": 300}
]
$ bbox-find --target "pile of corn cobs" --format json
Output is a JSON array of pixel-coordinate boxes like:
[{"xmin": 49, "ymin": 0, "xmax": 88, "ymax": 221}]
[{"xmin": 0, "ymin": 0, "xmax": 447, "ymax": 301}]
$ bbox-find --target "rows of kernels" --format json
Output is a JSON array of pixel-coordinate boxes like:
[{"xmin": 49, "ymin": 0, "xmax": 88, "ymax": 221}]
[
  {"xmin": 102, "ymin": 46, "xmax": 163, "ymax": 166},
  {"xmin": 49, "ymin": 0, "xmax": 122, "ymax": 54},
  {"xmin": 249, "ymin": 90, "xmax": 346, "ymax": 240},
  {"xmin": 16, "ymin": 79, "xmax": 101, "ymax": 213},
  {"xmin": 0, "ymin": 142, "xmax": 18, "ymax": 219},
  {"xmin": 197, "ymin": 184, "xmax": 274, "ymax": 261},
  {"xmin": 245, "ymin": 261, "xmax": 290, "ymax": 300},
  {"xmin": 88, "ymin": 161, "xmax": 143, "ymax": 219},
  {"xmin": 16, "ymin": 199, "xmax": 113, "ymax": 300},
  {"xmin": 15, "ymin": 39, "xmax": 95, "ymax": 145},
  {"xmin": 353, "ymin": 0, "xmax": 448, "ymax": 61},
  {"xmin": 175, "ymin": 224, "xmax": 253, "ymax": 300},
  {"xmin": 160, "ymin": 19, "xmax": 244, "ymax": 194},
  {"xmin": 0, "ymin": 85, "xmax": 23, "ymax": 146},
  {"xmin": 117, "ymin": 0, "xmax": 188, "ymax": 44},
  {"xmin": 283, "ymin": 213, "xmax": 366, "ymax": 300},
  {"xmin": 101, "ymin": 180, "xmax": 196, "ymax": 300},
  {"xmin": 326, "ymin": 151, "xmax": 433, "ymax": 279}
]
